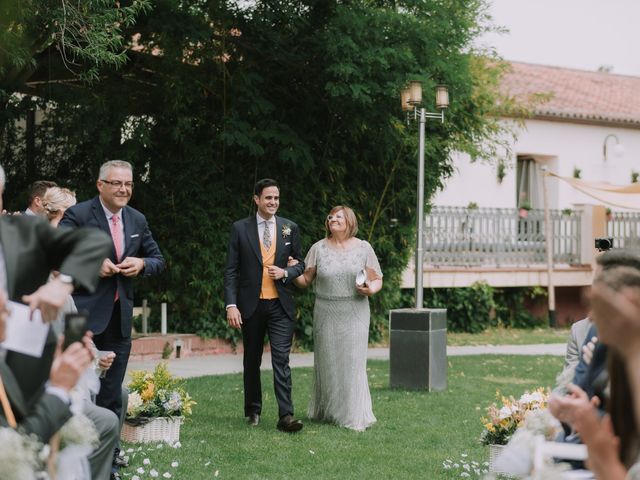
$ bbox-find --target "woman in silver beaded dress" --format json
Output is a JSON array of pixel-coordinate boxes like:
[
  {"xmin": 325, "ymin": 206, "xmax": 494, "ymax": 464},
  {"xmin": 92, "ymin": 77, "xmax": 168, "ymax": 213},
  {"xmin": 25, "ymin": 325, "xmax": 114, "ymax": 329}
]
[{"xmin": 293, "ymin": 206, "xmax": 382, "ymax": 431}]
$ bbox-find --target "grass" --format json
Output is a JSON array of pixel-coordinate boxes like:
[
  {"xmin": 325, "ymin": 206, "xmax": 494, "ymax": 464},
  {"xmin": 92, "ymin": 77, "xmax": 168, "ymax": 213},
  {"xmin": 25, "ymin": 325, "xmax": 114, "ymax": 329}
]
[
  {"xmin": 448, "ymin": 326, "xmax": 569, "ymax": 346},
  {"xmin": 120, "ymin": 355, "xmax": 563, "ymax": 479}
]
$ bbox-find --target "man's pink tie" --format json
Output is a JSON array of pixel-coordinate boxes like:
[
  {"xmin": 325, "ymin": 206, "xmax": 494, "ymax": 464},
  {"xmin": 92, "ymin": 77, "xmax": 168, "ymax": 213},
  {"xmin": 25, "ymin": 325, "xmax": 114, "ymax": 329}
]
[{"xmin": 110, "ymin": 215, "xmax": 123, "ymax": 301}]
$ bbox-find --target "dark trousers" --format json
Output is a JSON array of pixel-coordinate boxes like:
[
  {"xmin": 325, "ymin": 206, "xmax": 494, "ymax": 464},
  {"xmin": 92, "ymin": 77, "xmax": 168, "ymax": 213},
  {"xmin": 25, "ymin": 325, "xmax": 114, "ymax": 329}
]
[
  {"xmin": 94, "ymin": 302, "xmax": 132, "ymax": 422},
  {"xmin": 241, "ymin": 299, "xmax": 295, "ymax": 418}
]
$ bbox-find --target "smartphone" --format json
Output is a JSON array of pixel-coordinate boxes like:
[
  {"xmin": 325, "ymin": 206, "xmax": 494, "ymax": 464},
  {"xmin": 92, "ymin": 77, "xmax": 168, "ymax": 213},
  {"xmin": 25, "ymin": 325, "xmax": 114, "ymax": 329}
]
[{"xmin": 62, "ymin": 311, "xmax": 88, "ymax": 350}]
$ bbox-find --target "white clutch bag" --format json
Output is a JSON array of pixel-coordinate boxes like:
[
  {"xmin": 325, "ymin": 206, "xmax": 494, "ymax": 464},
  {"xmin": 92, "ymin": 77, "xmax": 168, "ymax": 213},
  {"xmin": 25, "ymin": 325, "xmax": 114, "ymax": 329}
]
[{"xmin": 355, "ymin": 269, "xmax": 367, "ymax": 287}]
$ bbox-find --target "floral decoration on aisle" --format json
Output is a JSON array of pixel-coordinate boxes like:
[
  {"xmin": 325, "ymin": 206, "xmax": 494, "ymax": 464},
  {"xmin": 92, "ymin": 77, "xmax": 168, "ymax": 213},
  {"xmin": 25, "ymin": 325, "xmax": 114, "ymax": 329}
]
[
  {"xmin": 126, "ymin": 362, "xmax": 196, "ymax": 426},
  {"xmin": 479, "ymin": 387, "xmax": 550, "ymax": 446}
]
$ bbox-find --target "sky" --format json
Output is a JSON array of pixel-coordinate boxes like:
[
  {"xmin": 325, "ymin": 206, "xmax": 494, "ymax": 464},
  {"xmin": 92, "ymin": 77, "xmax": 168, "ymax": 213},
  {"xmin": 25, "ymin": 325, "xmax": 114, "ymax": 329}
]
[{"xmin": 478, "ymin": 0, "xmax": 640, "ymax": 76}]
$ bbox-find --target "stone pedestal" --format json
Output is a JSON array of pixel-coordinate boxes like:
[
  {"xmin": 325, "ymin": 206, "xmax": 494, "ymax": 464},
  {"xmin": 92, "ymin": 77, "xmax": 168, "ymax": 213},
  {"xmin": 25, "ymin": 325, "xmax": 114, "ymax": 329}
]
[{"xmin": 389, "ymin": 308, "xmax": 447, "ymax": 391}]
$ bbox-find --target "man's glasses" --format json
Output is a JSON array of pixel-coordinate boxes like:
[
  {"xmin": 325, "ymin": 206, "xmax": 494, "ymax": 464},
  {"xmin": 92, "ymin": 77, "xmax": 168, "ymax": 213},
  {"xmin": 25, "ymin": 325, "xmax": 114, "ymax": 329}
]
[
  {"xmin": 101, "ymin": 179, "xmax": 134, "ymax": 189},
  {"xmin": 327, "ymin": 214, "xmax": 345, "ymax": 221}
]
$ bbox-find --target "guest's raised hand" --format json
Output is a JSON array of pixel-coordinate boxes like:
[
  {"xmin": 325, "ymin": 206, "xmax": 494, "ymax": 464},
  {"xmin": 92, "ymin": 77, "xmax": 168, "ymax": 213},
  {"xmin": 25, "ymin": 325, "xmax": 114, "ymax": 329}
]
[
  {"xmin": 582, "ymin": 336, "xmax": 598, "ymax": 365},
  {"xmin": 576, "ymin": 413, "xmax": 626, "ymax": 480},
  {"xmin": 100, "ymin": 258, "xmax": 120, "ymax": 277},
  {"xmin": 21, "ymin": 277, "xmax": 74, "ymax": 322},
  {"xmin": 117, "ymin": 256, "xmax": 145, "ymax": 277},
  {"xmin": 227, "ymin": 306, "xmax": 242, "ymax": 329},
  {"xmin": 50, "ymin": 335, "xmax": 94, "ymax": 392},
  {"xmin": 548, "ymin": 383, "xmax": 599, "ymax": 427}
]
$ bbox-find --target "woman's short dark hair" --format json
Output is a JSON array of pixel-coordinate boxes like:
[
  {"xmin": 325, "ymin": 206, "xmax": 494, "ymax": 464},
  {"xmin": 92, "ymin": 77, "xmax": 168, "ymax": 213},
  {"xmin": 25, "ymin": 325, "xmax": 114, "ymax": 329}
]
[{"xmin": 254, "ymin": 178, "xmax": 279, "ymax": 197}]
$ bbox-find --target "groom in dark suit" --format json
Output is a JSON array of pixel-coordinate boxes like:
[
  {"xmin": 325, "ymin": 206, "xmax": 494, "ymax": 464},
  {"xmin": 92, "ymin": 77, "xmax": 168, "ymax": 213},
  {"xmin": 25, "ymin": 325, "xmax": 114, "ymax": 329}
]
[
  {"xmin": 224, "ymin": 178, "xmax": 305, "ymax": 432},
  {"xmin": 60, "ymin": 160, "xmax": 164, "ymax": 471}
]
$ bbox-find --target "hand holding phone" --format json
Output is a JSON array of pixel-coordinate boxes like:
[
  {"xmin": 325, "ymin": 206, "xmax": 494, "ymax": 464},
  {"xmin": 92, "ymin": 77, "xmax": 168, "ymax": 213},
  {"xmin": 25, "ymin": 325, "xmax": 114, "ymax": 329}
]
[{"xmin": 62, "ymin": 311, "xmax": 88, "ymax": 350}]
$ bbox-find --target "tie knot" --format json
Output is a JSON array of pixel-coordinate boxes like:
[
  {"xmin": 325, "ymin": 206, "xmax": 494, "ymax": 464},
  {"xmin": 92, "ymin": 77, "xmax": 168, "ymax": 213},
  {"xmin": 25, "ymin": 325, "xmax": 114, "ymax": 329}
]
[{"xmin": 112, "ymin": 215, "xmax": 119, "ymax": 225}]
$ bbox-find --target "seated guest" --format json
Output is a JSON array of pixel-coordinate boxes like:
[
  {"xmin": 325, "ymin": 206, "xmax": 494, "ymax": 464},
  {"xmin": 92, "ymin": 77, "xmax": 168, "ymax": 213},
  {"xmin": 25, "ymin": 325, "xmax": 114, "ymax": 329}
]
[
  {"xmin": 567, "ymin": 265, "xmax": 640, "ymax": 479},
  {"xmin": 43, "ymin": 185, "xmax": 121, "ymax": 480},
  {"xmin": 0, "ymin": 290, "xmax": 94, "ymax": 443},
  {"xmin": 25, "ymin": 180, "xmax": 57, "ymax": 216}
]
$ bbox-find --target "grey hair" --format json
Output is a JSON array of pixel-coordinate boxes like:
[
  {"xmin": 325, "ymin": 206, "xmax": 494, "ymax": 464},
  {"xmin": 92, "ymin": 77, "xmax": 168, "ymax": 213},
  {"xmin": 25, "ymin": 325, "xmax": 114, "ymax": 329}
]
[
  {"xmin": 98, "ymin": 160, "xmax": 133, "ymax": 180},
  {"xmin": 0, "ymin": 164, "xmax": 4, "ymax": 192}
]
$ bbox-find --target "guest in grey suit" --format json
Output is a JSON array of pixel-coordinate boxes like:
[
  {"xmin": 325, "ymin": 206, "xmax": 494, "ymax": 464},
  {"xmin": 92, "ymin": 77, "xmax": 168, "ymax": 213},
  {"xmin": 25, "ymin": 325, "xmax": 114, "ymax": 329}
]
[{"xmin": 0, "ymin": 164, "xmax": 109, "ymax": 438}]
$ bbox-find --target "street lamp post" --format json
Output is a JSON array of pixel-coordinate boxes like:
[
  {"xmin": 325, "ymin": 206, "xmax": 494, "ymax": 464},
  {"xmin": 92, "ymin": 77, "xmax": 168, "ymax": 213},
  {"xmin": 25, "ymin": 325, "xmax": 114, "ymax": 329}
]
[{"xmin": 401, "ymin": 81, "xmax": 449, "ymax": 308}]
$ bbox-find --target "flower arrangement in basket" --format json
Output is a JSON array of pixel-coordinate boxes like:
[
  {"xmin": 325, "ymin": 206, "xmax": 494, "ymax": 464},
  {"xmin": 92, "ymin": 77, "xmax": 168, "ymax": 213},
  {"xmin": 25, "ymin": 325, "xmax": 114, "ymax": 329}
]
[
  {"xmin": 123, "ymin": 363, "xmax": 196, "ymax": 443},
  {"xmin": 479, "ymin": 387, "xmax": 549, "ymax": 446}
]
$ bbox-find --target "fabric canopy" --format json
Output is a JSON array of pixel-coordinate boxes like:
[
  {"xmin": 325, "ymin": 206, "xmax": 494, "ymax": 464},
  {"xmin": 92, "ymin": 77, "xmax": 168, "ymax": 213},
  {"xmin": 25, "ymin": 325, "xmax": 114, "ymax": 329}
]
[{"xmin": 549, "ymin": 173, "xmax": 640, "ymax": 210}]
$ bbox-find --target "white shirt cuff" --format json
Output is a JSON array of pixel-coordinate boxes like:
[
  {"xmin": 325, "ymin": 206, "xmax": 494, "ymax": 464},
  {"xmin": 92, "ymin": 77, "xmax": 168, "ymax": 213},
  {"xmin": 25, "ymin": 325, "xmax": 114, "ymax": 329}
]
[{"xmin": 45, "ymin": 384, "xmax": 71, "ymax": 405}]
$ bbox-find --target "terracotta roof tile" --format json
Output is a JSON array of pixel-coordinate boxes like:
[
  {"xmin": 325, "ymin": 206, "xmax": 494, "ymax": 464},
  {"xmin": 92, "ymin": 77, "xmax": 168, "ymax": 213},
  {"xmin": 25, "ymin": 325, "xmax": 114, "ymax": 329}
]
[{"xmin": 501, "ymin": 62, "xmax": 640, "ymax": 126}]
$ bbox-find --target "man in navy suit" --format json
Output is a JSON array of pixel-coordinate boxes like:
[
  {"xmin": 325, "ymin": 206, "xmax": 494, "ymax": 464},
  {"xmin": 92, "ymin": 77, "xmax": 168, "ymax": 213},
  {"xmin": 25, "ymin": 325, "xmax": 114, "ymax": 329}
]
[
  {"xmin": 224, "ymin": 178, "xmax": 305, "ymax": 432},
  {"xmin": 60, "ymin": 160, "xmax": 164, "ymax": 472}
]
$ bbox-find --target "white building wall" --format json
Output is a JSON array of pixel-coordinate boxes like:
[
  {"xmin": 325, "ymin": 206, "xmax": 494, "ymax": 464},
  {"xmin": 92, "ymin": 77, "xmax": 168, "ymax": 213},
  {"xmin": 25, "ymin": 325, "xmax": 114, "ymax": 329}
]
[{"xmin": 432, "ymin": 118, "xmax": 640, "ymax": 210}]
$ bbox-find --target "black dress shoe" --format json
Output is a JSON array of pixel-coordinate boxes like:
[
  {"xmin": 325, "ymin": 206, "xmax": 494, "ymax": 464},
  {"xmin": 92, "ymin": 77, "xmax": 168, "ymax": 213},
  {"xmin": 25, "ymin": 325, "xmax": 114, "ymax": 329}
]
[
  {"xmin": 247, "ymin": 413, "xmax": 260, "ymax": 426},
  {"xmin": 110, "ymin": 472, "xmax": 122, "ymax": 480},
  {"xmin": 113, "ymin": 455, "xmax": 129, "ymax": 468},
  {"xmin": 277, "ymin": 415, "xmax": 303, "ymax": 433}
]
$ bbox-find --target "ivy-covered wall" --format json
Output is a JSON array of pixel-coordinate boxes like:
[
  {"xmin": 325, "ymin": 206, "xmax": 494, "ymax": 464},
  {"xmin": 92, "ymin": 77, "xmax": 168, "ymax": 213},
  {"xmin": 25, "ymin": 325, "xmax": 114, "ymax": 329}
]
[{"xmin": 0, "ymin": 0, "xmax": 512, "ymax": 348}]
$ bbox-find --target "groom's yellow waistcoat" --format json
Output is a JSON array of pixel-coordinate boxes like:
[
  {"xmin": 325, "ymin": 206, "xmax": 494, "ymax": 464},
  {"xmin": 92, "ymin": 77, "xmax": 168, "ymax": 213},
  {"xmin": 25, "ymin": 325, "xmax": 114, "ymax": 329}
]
[{"xmin": 259, "ymin": 240, "xmax": 279, "ymax": 299}]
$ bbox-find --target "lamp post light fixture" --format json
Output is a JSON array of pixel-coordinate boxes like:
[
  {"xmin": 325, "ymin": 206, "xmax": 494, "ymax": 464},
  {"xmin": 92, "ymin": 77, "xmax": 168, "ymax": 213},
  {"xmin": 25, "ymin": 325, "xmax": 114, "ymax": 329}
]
[
  {"xmin": 603, "ymin": 134, "xmax": 624, "ymax": 162},
  {"xmin": 401, "ymin": 81, "xmax": 449, "ymax": 308}
]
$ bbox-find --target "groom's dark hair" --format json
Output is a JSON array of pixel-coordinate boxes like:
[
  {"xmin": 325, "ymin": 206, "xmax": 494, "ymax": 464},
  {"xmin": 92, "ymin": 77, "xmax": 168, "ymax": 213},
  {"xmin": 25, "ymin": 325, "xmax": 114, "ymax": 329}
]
[{"xmin": 254, "ymin": 178, "xmax": 279, "ymax": 197}]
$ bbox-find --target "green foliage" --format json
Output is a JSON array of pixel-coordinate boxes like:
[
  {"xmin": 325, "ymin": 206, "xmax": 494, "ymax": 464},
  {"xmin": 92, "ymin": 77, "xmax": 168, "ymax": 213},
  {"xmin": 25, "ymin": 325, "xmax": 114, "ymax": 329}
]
[
  {"xmin": 423, "ymin": 282, "xmax": 497, "ymax": 333},
  {"xmin": 0, "ymin": 0, "xmax": 150, "ymax": 84},
  {"xmin": 1, "ymin": 0, "xmax": 511, "ymax": 348},
  {"xmin": 408, "ymin": 285, "xmax": 545, "ymax": 333},
  {"xmin": 493, "ymin": 287, "xmax": 546, "ymax": 329}
]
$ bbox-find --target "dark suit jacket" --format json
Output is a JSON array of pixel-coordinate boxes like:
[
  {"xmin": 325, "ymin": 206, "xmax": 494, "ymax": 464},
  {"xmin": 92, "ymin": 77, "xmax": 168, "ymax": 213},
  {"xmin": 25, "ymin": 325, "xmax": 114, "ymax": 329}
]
[
  {"xmin": 60, "ymin": 196, "xmax": 165, "ymax": 336},
  {"xmin": 224, "ymin": 215, "xmax": 305, "ymax": 320},
  {"xmin": 0, "ymin": 214, "xmax": 111, "ymax": 409},
  {"xmin": 0, "ymin": 360, "xmax": 72, "ymax": 443}
]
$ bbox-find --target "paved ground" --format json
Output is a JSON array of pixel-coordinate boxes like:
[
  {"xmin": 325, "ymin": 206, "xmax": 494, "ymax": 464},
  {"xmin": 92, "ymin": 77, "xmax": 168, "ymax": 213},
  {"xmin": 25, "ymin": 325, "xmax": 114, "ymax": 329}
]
[{"xmin": 127, "ymin": 343, "xmax": 567, "ymax": 379}]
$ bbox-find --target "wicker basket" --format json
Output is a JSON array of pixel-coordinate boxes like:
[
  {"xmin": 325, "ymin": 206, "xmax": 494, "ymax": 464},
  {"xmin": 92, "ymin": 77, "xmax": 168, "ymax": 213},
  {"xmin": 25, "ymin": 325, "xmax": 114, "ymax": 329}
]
[
  {"xmin": 121, "ymin": 416, "xmax": 184, "ymax": 444},
  {"xmin": 489, "ymin": 444, "xmax": 512, "ymax": 476}
]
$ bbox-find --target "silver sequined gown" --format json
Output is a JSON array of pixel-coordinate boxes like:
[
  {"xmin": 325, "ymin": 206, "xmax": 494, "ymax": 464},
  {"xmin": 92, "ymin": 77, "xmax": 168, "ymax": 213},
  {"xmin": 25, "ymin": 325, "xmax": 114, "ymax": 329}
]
[{"xmin": 305, "ymin": 239, "xmax": 382, "ymax": 431}]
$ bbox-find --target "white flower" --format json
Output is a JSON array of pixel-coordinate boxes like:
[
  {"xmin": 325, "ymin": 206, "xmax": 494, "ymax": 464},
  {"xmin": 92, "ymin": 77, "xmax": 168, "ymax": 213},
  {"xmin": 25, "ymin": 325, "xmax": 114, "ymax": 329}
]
[
  {"xmin": 137, "ymin": 467, "xmax": 145, "ymax": 474},
  {"xmin": 150, "ymin": 469, "xmax": 159, "ymax": 477},
  {"xmin": 171, "ymin": 461, "xmax": 179, "ymax": 467},
  {"xmin": 281, "ymin": 225, "xmax": 292, "ymax": 238},
  {"xmin": 127, "ymin": 392, "xmax": 144, "ymax": 415},
  {"xmin": 163, "ymin": 473, "xmax": 172, "ymax": 478},
  {"xmin": 132, "ymin": 476, "xmax": 140, "ymax": 480}
]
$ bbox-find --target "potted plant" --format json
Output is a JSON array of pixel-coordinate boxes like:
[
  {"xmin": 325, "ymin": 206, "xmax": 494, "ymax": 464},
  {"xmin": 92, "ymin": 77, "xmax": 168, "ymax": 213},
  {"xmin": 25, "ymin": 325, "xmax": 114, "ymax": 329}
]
[
  {"xmin": 573, "ymin": 166, "xmax": 582, "ymax": 179},
  {"xmin": 518, "ymin": 201, "xmax": 531, "ymax": 219},
  {"xmin": 632, "ymin": 170, "xmax": 639, "ymax": 183},
  {"xmin": 122, "ymin": 362, "xmax": 196, "ymax": 443},
  {"xmin": 561, "ymin": 208, "xmax": 572, "ymax": 216},
  {"xmin": 606, "ymin": 207, "xmax": 613, "ymax": 221},
  {"xmin": 467, "ymin": 201, "xmax": 479, "ymax": 210},
  {"xmin": 480, "ymin": 388, "xmax": 550, "ymax": 473}
]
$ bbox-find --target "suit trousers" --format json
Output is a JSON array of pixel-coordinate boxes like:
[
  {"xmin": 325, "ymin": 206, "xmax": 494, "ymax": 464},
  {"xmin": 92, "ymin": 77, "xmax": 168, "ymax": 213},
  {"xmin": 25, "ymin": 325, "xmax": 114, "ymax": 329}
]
[
  {"xmin": 83, "ymin": 401, "xmax": 119, "ymax": 480},
  {"xmin": 94, "ymin": 301, "xmax": 132, "ymax": 421},
  {"xmin": 242, "ymin": 299, "xmax": 295, "ymax": 418}
]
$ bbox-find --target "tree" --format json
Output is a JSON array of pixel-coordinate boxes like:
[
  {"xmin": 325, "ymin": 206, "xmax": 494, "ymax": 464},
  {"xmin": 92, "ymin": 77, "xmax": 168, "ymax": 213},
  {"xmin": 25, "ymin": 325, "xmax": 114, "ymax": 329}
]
[{"xmin": 0, "ymin": 0, "xmax": 510, "ymax": 347}]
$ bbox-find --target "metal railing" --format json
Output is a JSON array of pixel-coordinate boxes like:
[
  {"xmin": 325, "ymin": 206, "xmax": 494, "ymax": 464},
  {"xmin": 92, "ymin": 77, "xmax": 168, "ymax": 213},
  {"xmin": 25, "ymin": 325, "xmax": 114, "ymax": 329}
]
[
  {"xmin": 607, "ymin": 212, "xmax": 640, "ymax": 250},
  {"xmin": 424, "ymin": 206, "xmax": 581, "ymax": 266}
]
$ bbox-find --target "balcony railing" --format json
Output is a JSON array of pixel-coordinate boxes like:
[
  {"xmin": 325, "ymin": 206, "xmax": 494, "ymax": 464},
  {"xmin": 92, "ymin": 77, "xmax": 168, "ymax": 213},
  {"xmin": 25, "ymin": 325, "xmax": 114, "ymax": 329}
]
[
  {"xmin": 424, "ymin": 206, "xmax": 582, "ymax": 266},
  {"xmin": 607, "ymin": 212, "xmax": 640, "ymax": 251}
]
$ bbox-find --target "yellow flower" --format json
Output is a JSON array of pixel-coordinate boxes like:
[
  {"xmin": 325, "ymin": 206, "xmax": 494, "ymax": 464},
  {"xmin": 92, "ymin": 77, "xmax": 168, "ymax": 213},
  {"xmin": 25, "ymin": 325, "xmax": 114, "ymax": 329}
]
[{"xmin": 142, "ymin": 383, "xmax": 155, "ymax": 402}]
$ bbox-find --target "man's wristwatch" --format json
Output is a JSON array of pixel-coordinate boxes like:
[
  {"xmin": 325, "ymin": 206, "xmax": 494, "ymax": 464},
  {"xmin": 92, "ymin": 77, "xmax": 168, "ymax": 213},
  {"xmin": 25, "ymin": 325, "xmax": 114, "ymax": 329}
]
[
  {"xmin": 283, "ymin": 269, "xmax": 288, "ymax": 279},
  {"xmin": 58, "ymin": 273, "xmax": 75, "ymax": 287}
]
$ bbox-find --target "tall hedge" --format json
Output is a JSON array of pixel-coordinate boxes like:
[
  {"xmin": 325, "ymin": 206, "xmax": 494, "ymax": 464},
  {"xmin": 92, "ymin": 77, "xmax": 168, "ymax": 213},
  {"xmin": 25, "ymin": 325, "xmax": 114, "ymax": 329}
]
[{"xmin": 0, "ymin": 0, "xmax": 510, "ymax": 349}]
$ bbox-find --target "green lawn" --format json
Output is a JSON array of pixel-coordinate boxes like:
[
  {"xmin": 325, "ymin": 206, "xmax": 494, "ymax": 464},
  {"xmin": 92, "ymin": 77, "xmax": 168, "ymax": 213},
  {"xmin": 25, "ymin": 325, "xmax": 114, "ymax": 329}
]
[
  {"xmin": 120, "ymin": 355, "xmax": 563, "ymax": 479},
  {"xmin": 447, "ymin": 327, "xmax": 570, "ymax": 346}
]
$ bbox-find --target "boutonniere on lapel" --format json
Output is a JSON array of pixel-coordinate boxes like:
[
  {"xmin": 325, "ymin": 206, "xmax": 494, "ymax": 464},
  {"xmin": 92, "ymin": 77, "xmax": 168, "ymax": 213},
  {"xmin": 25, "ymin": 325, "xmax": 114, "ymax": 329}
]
[{"xmin": 281, "ymin": 224, "xmax": 292, "ymax": 239}]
